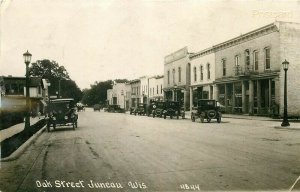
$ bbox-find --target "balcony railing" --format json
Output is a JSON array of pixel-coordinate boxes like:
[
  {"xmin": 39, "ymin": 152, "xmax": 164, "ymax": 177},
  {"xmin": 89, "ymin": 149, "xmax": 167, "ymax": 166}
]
[{"xmin": 234, "ymin": 65, "xmax": 257, "ymax": 76}]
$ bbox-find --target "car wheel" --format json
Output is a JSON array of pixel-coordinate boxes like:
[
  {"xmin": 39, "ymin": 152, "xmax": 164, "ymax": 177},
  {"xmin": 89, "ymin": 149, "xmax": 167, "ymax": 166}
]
[
  {"xmin": 200, "ymin": 116, "xmax": 204, "ymax": 123},
  {"xmin": 191, "ymin": 115, "xmax": 195, "ymax": 122},
  {"xmin": 47, "ymin": 123, "xmax": 50, "ymax": 132}
]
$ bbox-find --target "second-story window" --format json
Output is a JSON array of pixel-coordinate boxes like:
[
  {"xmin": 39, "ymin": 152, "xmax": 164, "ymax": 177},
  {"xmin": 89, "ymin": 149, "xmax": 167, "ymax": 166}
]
[
  {"xmin": 200, "ymin": 65, "xmax": 203, "ymax": 81},
  {"xmin": 207, "ymin": 63, "xmax": 210, "ymax": 80},
  {"xmin": 235, "ymin": 55, "xmax": 239, "ymax": 66},
  {"xmin": 245, "ymin": 49, "xmax": 250, "ymax": 66},
  {"xmin": 265, "ymin": 47, "xmax": 270, "ymax": 69},
  {"xmin": 167, "ymin": 71, "xmax": 170, "ymax": 85},
  {"xmin": 253, "ymin": 50, "xmax": 258, "ymax": 70},
  {"xmin": 178, "ymin": 67, "xmax": 181, "ymax": 82},
  {"xmin": 222, "ymin": 59, "xmax": 226, "ymax": 76},
  {"xmin": 193, "ymin": 67, "xmax": 197, "ymax": 81},
  {"xmin": 172, "ymin": 69, "xmax": 175, "ymax": 84}
]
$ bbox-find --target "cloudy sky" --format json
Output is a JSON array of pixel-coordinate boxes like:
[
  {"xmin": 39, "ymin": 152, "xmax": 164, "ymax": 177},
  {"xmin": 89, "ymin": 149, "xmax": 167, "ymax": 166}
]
[{"xmin": 1, "ymin": 0, "xmax": 299, "ymax": 89}]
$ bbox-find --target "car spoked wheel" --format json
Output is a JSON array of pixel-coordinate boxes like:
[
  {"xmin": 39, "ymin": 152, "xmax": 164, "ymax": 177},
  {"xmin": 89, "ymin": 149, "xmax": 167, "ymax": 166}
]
[
  {"xmin": 217, "ymin": 116, "xmax": 221, "ymax": 123},
  {"xmin": 200, "ymin": 115, "xmax": 204, "ymax": 123},
  {"xmin": 191, "ymin": 113, "xmax": 195, "ymax": 122}
]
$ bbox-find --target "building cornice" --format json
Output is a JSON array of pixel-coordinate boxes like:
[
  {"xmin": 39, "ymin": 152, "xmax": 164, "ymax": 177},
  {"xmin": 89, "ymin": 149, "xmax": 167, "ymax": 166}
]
[
  {"xmin": 213, "ymin": 23, "xmax": 279, "ymax": 52},
  {"xmin": 189, "ymin": 22, "xmax": 281, "ymax": 61},
  {"xmin": 189, "ymin": 47, "xmax": 214, "ymax": 60}
]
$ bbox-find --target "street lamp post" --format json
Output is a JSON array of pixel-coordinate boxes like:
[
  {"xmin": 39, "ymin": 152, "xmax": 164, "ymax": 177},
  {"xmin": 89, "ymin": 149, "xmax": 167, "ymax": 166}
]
[
  {"xmin": 281, "ymin": 59, "xmax": 290, "ymax": 127},
  {"xmin": 23, "ymin": 50, "xmax": 32, "ymax": 130}
]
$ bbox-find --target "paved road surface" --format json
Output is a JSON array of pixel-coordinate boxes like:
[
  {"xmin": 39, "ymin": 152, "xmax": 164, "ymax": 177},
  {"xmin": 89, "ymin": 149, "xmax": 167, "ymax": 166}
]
[{"xmin": 1, "ymin": 109, "xmax": 300, "ymax": 191}]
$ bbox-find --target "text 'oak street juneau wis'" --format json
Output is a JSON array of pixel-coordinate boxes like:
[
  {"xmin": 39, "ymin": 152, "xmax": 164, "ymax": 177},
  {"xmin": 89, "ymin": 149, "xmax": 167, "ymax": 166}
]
[{"xmin": 36, "ymin": 180, "xmax": 147, "ymax": 190}]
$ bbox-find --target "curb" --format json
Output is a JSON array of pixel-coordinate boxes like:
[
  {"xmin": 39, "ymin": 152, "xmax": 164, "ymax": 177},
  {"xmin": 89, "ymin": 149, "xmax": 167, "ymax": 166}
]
[{"xmin": 0, "ymin": 126, "xmax": 46, "ymax": 162}]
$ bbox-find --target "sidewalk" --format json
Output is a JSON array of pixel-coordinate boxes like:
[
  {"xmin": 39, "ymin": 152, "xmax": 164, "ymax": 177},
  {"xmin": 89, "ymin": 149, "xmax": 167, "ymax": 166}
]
[{"xmin": 0, "ymin": 116, "xmax": 44, "ymax": 142}]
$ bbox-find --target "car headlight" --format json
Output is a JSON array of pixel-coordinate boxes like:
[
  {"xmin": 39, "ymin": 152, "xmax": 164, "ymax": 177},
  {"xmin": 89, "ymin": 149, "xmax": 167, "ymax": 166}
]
[
  {"xmin": 52, "ymin": 117, "xmax": 56, "ymax": 121},
  {"xmin": 64, "ymin": 116, "xmax": 68, "ymax": 120}
]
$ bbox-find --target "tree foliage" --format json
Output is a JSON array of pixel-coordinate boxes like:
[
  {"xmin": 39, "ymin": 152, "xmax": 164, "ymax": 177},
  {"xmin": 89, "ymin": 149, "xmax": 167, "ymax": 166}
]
[
  {"xmin": 81, "ymin": 80, "xmax": 113, "ymax": 106},
  {"xmin": 28, "ymin": 59, "xmax": 82, "ymax": 102}
]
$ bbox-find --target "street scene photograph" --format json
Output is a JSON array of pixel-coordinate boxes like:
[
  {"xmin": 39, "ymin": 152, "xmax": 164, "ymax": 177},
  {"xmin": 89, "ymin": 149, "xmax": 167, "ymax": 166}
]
[{"xmin": 1, "ymin": 0, "xmax": 300, "ymax": 191}]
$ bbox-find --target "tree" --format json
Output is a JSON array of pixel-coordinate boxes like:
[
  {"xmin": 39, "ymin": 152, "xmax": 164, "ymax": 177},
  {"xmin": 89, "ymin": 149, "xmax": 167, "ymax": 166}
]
[
  {"xmin": 28, "ymin": 59, "xmax": 82, "ymax": 102},
  {"xmin": 81, "ymin": 80, "xmax": 113, "ymax": 106}
]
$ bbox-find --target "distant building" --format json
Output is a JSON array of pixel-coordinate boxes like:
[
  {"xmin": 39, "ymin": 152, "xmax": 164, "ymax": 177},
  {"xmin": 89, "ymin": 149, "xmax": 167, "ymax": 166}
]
[
  {"xmin": 106, "ymin": 82, "xmax": 126, "ymax": 109},
  {"xmin": 140, "ymin": 76, "xmax": 148, "ymax": 104},
  {"xmin": 148, "ymin": 75, "xmax": 164, "ymax": 102},
  {"xmin": 129, "ymin": 79, "xmax": 141, "ymax": 108}
]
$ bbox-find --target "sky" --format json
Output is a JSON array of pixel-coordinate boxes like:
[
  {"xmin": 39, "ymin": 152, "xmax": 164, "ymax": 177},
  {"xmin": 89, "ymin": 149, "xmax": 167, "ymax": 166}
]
[{"xmin": 1, "ymin": 0, "xmax": 300, "ymax": 89}]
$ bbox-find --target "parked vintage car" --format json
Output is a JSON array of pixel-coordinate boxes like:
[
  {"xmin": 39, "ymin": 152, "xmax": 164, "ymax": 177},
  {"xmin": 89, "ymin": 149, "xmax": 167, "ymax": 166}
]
[
  {"xmin": 107, "ymin": 104, "xmax": 125, "ymax": 113},
  {"xmin": 46, "ymin": 98, "xmax": 78, "ymax": 132},
  {"xmin": 191, "ymin": 99, "xmax": 222, "ymax": 123},
  {"xmin": 129, "ymin": 107, "xmax": 135, "ymax": 115},
  {"xmin": 93, "ymin": 104, "xmax": 101, "ymax": 111},
  {"xmin": 163, "ymin": 101, "xmax": 185, "ymax": 119},
  {"xmin": 132, "ymin": 103, "xmax": 146, "ymax": 115},
  {"xmin": 151, "ymin": 101, "xmax": 166, "ymax": 118}
]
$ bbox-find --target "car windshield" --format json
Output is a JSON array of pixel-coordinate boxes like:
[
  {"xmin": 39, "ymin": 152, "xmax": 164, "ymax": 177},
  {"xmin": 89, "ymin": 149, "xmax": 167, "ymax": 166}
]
[
  {"xmin": 198, "ymin": 100, "xmax": 215, "ymax": 107},
  {"xmin": 49, "ymin": 102, "xmax": 71, "ymax": 113},
  {"xmin": 156, "ymin": 102, "xmax": 165, "ymax": 108}
]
